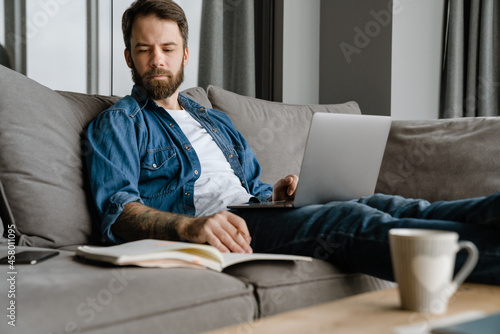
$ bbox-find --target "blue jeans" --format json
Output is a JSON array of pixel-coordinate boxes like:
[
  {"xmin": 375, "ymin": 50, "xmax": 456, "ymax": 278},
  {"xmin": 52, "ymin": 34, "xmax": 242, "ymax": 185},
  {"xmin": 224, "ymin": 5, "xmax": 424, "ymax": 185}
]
[{"xmin": 234, "ymin": 192, "xmax": 500, "ymax": 285}]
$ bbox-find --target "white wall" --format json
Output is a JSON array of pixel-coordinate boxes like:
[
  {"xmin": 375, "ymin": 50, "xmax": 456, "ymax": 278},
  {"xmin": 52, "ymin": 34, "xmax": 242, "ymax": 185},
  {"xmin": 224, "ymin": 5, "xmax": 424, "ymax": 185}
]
[
  {"xmin": 0, "ymin": 2, "xmax": 4, "ymax": 45},
  {"xmin": 282, "ymin": 0, "xmax": 320, "ymax": 104},
  {"xmin": 391, "ymin": 0, "xmax": 446, "ymax": 120},
  {"xmin": 26, "ymin": 0, "xmax": 88, "ymax": 93},
  {"xmin": 98, "ymin": 1, "xmax": 112, "ymax": 95}
]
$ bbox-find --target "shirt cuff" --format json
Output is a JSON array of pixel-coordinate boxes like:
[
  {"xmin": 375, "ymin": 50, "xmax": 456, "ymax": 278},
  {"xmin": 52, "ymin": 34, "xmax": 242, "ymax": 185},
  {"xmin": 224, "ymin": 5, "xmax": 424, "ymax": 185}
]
[{"xmin": 101, "ymin": 191, "xmax": 143, "ymax": 244}]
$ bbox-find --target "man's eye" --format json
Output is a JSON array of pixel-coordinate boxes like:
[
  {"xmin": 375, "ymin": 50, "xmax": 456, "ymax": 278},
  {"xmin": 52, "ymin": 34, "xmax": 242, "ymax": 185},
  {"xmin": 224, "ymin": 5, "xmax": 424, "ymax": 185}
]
[
  {"xmin": 163, "ymin": 49, "xmax": 173, "ymax": 53},
  {"xmin": 138, "ymin": 49, "xmax": 149, "ymax": 53}
]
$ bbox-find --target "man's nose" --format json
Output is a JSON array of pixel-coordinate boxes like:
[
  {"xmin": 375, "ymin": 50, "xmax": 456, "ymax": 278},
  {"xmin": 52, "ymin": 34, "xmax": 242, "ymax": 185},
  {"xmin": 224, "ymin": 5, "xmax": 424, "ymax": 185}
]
[{"xmin": 150, "ymin": 47, "xmax": 165, "ymax": 68}]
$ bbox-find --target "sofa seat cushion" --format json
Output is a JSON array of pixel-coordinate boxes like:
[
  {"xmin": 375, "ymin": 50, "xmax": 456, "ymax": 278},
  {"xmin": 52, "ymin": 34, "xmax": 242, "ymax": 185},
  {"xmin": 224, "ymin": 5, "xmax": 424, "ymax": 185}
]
[
  {"xmin": 376, "ymin": 117, "xmax": 500, "ymax": 201},
  {"xmin": 207, "ymin": 85, "xmax": 362, "ymax": 184},
  {"xmin": 0, "ymin": 247, "xmax": 256, "ymax": 334},
  {"xmin": 223, "ymin": 258, "xmax": 395, "ymax": 317}
]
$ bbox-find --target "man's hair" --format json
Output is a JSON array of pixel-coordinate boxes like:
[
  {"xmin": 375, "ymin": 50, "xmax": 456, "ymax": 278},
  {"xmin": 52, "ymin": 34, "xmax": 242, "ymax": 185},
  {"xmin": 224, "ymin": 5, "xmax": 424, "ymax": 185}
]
[{"xmin": 122, "ymin": 0, "xmax": 188, "ymax": 51}]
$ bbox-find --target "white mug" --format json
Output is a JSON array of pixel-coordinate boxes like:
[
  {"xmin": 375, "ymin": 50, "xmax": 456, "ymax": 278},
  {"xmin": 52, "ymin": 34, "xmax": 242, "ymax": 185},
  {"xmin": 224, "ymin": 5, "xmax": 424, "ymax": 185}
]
[{"xmin": 389, "ymin": 228, "xmax": 479, "ymax": 314}]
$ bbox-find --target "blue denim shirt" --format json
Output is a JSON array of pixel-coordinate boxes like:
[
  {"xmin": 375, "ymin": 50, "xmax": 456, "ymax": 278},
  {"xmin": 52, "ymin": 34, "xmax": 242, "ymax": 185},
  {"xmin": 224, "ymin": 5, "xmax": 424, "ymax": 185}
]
[{"xmin": 86, "ymin": 86, "xmax": 273, "ymax": 244}]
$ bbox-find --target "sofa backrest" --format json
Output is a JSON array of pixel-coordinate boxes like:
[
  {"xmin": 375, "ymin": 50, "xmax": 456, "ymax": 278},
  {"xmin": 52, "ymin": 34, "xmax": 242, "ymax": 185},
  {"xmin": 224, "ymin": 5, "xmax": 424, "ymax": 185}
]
[
  {"xmin": 376, "ymin": 118, "xmax": 500, "ymax": 202},
  {"xmin": 206, "ymin": 85, "xmax": 362, "ymax": 184},
  {"xmin": 0, "ymin": 67, "xmax": 117, "ymax": 247}
]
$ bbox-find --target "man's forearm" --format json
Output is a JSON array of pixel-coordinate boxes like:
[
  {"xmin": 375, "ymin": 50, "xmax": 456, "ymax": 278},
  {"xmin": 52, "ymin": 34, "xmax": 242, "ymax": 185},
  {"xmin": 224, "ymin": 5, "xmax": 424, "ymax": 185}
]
[
  {"xmin": 111, "ymin": 201, "xmax": 190, "ymax": 242},
  {"xmin": 111, "ymin": 202, "xmax": 253, "ymax": 254}
]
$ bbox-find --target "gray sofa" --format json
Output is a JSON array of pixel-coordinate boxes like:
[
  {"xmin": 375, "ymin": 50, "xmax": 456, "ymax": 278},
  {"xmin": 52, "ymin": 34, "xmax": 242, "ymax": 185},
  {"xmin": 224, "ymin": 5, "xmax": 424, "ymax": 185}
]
[{"xmin": 1, "ymin": 64, "xmax": 499, "ymax": 333}]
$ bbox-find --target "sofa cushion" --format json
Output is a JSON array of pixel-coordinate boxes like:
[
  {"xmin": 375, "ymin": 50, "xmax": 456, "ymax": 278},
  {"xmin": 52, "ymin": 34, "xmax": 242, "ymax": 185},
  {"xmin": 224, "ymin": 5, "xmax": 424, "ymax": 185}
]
[
  {"xmin": 0, "ymin": 246, "xmax": 256, "ymax": 334},
  {"xmin": 376, "ymin": 117, "xmax": 500, "ymax": 201},
  {"xmin": 0, "ymin": 67, "xmax": 118, "ymax": 247},
  {"xmin": 182, "ymin": 86, "xmax": 213, "ymax": 109},
  {"xmin": 223, "ymin": 259, "xmax": 395, "ymax": 317},
  {"xmin": 206, "ymin": 85, "xmax": 362, "ymax": 184},
  {"xmin": 0, "ymin": 65, "xmax": 212, "ymax": 248}
]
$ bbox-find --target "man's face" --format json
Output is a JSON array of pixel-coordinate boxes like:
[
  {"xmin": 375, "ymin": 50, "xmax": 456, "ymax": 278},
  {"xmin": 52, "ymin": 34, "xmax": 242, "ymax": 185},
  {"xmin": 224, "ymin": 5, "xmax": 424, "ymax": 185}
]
[{"xmin": 125, "ymin": 15, "xmax": 189, "ymax": 101}]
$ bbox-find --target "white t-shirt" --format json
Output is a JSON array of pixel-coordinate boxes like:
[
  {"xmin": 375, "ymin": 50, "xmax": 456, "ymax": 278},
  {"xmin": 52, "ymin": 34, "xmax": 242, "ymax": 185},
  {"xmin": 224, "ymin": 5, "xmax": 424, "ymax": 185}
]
[{"xmin": 167, "ymin": 109, "xmax": 252, "ymax": 216}]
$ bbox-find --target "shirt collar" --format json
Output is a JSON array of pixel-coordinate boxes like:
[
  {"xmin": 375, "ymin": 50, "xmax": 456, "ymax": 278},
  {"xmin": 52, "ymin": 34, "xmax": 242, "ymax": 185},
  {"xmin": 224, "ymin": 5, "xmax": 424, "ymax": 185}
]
[{"xmin": 131, "ymin": 85, "xmax": 150, "ymax": 109}]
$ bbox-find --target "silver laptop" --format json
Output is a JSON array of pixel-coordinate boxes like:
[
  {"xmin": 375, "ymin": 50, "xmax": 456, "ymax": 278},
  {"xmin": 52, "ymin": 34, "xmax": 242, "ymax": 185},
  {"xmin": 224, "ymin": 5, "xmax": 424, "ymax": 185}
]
[{"xmin": 228, "ymin": 112, "xmax": 392, "ymax": 209}]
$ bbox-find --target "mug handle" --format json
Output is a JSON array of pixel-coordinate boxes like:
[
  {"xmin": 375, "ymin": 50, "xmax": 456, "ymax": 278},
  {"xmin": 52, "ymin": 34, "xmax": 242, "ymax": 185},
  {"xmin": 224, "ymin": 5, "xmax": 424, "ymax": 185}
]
[{"xmin": 449, "ymin": 241, "xmax": 479, "ymax": 294}]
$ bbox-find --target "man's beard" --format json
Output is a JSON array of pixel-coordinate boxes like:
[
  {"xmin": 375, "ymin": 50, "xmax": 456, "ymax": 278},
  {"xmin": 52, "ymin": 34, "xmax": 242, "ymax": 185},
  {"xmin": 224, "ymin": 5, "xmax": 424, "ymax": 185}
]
[{"xmin": 131, "ymin": 62, "xmax": 184, "ymax": 101}]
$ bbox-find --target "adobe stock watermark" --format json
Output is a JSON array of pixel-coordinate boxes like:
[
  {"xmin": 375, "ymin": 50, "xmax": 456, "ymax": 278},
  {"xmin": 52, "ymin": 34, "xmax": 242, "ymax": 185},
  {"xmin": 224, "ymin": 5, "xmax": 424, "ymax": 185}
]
[
  {"xmin": 259, "ymin": 256, "xmax": 319, "ymax": 317},
  {"xmin": 220, "ymin": 237, "xmax": 341, "ymax": 334},
  {"xmin": 50, "ymin": 268, "xmax": 136, "ymax": 334},
  {"xmin": 339, "ymin": 0, "xmax": 410, "ymax": 64},
  {"xmin": 402, "ymin": 285, "xmax": 461, "ymax": 332},
  {"xmin": 247, "ymin": 110, "xmax": 295, "ymax": 154},
  {"xmin": 379, "ymin": 137, "xmax": 437, "ymax": 193},
  {"xmin": 228, "ymin": 250, "xmax": 320, "ymax": 334},
  {"xmin": 5, "ymin": 0, "xmax": 71, "ymax": 47},
  {"xmin": 259, "ymin": 235, "xmax": 341, "ymax": 318},
  {"xmin": 5, "ymin": 224, "xmax": 17, "ymax": 327}
]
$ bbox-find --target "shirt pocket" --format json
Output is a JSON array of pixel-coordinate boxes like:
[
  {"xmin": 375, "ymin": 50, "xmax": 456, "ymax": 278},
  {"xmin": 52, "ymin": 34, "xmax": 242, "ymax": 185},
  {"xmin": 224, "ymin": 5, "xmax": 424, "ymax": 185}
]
[{"xmin": 139, "ymin": 147, "xmax": 179, "ymax": 198}]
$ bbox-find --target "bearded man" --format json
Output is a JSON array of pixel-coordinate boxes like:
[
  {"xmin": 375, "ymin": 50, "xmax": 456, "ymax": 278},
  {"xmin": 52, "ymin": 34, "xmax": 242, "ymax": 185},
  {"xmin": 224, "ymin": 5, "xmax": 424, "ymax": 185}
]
[{"xmin": 85, "ymin": 0, "xmax": 500, "ymax": 285}]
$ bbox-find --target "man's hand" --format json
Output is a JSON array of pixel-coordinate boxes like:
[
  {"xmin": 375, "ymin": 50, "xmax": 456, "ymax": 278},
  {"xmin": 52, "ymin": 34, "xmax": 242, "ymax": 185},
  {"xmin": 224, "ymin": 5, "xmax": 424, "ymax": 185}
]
[
  {"xmin": 273, "ymin": 174, "xmax": 299, "ymax": 201},
  {"xmin": 178, "ymin": 211, "xmax": 253, "ymax": 254},
  {"xmin": 112, "ymin": 202, "xmax": 252, "ymax": 254}
]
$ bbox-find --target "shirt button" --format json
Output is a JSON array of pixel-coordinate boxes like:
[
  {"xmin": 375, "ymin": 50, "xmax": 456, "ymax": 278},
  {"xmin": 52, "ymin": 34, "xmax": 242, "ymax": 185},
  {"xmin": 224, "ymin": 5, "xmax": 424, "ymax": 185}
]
[
  {"xmin": 212, "ymin": 129, "xmax": 217, "ymax": 133},
  {"xmin": 185, "ymin": 146, "xmax": 190, "ymax": 150},
  {"xmin": 185, "ymin": 192, "xmax": 190, "ymax": 196},
  {"xmin": 169, "ymin": 123, "xmax": 174, "ymax": 127},
  {"xmin": 194, "ymin": 170, "xmax": 199, "ymax": 175},
  {"xmin": 228, "ymin": 154, "xmax": 233, "ymax": 159},
  {"xmin": 241, "ymin": 180, "xmax": 245, "ymax": 185},
  {"xmin": 152, "ymin": 164, "xmax": 157, "ymax": 168},
  {"xmin": 200, "ymin": 108, "xmax": 205, "ymax": 111}
]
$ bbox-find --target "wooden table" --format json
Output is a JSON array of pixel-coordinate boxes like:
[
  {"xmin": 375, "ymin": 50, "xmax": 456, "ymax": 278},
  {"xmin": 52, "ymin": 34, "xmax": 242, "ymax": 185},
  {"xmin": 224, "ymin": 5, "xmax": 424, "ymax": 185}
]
[{"xmin": 206, "ymin": 284, "xmax": 500, "ymax": 334}]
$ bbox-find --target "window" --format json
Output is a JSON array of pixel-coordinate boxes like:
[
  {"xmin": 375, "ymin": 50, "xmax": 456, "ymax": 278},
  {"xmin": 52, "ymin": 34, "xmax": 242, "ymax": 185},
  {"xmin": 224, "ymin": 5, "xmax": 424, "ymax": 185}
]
[{"xmin": 2, "ymin": 0, "xmax": 201, "ymax": 96}]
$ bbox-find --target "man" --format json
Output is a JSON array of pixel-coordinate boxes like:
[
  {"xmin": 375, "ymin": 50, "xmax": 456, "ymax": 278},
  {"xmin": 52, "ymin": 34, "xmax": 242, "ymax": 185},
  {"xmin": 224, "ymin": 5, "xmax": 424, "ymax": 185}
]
[{"xmin": 86, "ymin": 0, "xmax": 500, "ymax": 284}]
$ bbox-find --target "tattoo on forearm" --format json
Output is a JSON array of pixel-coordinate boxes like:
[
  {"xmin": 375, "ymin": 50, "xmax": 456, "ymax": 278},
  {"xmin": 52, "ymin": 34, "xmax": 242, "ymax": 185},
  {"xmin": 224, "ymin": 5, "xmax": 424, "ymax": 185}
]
[{"xmin": 112, "ymin": 202, "xmax": 183, "ymax": 241}]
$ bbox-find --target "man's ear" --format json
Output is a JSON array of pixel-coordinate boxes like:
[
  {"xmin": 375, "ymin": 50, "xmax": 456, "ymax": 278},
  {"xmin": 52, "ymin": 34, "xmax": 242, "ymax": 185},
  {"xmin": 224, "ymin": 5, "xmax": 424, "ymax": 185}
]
[
  {"xmin": 183, "ymin": 47, "xmax": 189, "ymax": 66},
  {"xmin": 124, "ymin": 48, "xmax": 133, "ymax": 68}
]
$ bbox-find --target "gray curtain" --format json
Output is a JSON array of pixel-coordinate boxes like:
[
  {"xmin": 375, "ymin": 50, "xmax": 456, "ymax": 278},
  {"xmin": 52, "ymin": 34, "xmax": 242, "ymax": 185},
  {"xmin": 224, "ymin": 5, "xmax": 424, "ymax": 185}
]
[
  {"xmin": 198, "ymin": 0, "xmax": 256, "ymax": 97},
  {"xmin": 441, "ymin": 0, "xmax": 500, "ymax": 118}
]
